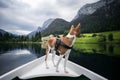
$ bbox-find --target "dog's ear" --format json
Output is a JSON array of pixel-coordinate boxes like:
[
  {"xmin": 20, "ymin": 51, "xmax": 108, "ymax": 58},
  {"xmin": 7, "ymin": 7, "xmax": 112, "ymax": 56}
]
[
  {"xmin": 78, "ymin": 23, "xmax": 80, "ymax": 26},
  {"xmin": 70, "ymin": 25, "xmax": 75, "ymax": 31},
  {"xmin": 69, "ymin": 25, "xmax": 75, "ymax": 35},
  {"xmin": 76, "ymin": 23, "xmax": 80, "ymax": 29},
  {"xmin": 69, "ymin": 25, "xmax": 74, "ymax": 31},
  {"xmin": 75, "ymin": 23, "xmax": 80, "ymax": 37},
  {"xmin": 71, "ymin": 25, "xmax": 74, "ymax": 28}
]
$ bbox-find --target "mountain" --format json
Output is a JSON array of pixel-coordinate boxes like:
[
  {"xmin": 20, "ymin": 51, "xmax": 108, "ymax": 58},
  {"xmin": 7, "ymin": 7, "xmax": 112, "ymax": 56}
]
[
  {"xmin": 28, "ymin": 19, "xmax": 54, "ymax": 37},
  {"xmin": 41, "ymin": 18, "xmax": 54, "ymax": 31},
  {"xmin": 71, "ymin": 0, "xmax": 120, "ymax": 33},
  {"xmin": 73, "ymin": 0, "xmax": 106, "ymax": 20},
  {"xmin": 0, "ymin": 29, "xmax": 15, "ymax": 41},
  {"xmin": 41, "ymin": 18, "xmax": 70, "ymax": 36},
  {"xmin": 0, "ymin": 29, "xmax": 7, "ymax": 34},
  {"xmin": 0, "ymin": 29, "xmax": 13, "ymax": 35}
]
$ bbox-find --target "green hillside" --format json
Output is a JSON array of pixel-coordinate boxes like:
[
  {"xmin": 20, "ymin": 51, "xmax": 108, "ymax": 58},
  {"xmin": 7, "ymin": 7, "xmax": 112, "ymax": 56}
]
[{"xmin": 76, "ymin": 31, "xmax": 120, "ymax": 43}]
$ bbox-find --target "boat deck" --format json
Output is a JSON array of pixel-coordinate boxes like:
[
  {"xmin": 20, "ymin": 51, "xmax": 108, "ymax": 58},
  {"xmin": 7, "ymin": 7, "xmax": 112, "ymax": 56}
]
[{"xmin": 20, "ymin": 60, "xmax": 79, "ymax": 79}]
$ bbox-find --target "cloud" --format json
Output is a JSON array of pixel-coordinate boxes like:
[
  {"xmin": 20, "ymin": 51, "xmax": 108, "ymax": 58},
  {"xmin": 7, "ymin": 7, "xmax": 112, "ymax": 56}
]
[
  {"xmin": 0, "ymin": 0, "xmax": 99, "ymax": 35},
  {"xmin": 10, "ymin": 29, "xmax": 31, "ymax": 35}
]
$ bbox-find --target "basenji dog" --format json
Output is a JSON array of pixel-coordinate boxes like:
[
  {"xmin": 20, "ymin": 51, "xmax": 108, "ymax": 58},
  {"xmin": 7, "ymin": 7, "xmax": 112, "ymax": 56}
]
[{"xmin": 45, "ymin": 23, "xmax": 80, "ymax": 73}]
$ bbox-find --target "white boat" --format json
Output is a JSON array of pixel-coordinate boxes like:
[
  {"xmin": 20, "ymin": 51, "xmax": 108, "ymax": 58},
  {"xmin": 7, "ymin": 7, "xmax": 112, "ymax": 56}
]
[{"xmin": 0, "ymin": 54, "xmax": 107, "ymax": 80}]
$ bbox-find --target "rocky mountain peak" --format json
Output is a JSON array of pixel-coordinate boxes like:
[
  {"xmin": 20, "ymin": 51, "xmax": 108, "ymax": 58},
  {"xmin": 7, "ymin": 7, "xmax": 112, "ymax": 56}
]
[{"xmin": 73, "ymin": 0, "xmax": 114, "ymax": 20}]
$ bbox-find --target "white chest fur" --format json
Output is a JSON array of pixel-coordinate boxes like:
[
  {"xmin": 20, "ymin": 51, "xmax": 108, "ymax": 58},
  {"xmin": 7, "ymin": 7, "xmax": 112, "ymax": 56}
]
[{"xmin": 66, "ymin": 33, "xmax": 76, "ymax": 47}]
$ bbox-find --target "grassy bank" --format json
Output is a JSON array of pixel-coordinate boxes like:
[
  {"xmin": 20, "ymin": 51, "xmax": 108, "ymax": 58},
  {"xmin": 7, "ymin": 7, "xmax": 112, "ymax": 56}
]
[{"xmin": 76, "ymin": 31, "xmax": 120, "ymax": 43}]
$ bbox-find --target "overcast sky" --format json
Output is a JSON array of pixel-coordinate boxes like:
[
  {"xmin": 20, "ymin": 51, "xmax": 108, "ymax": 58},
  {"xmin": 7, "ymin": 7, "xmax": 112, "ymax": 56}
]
[{"xmin": 0, "ymin": 0, "xmax": 99, "ymax": 35}]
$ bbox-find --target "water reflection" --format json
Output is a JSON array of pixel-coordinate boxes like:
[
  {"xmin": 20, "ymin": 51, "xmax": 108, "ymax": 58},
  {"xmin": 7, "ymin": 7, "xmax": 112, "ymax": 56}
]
[
  {"xmin": 108, "ymin": 45, "xmax": 114, "ymax": 54},
  {"xmin": 0, "ymin": 43, "xmax": 44, "ymax": 75},
  {"xmin": 73, "ymin": 43, "xmax": 120, "ymax": 56},
  {"xmin": 0, "ymin": 43, "xmax": 44, "ymax": 57}
]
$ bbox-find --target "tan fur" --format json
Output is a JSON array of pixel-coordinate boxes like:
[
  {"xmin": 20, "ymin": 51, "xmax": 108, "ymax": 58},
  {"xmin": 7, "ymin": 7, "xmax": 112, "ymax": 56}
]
[{"xmin": 45, "ymin": 23, "xmax": 80, "ymax": 61}]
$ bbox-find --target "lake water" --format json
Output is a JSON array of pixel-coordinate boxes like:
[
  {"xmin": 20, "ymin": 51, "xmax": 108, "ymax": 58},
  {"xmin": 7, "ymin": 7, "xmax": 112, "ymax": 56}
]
[{"xmin": 0, "ymin": 43, "xmax": 119, "ymax": 80}]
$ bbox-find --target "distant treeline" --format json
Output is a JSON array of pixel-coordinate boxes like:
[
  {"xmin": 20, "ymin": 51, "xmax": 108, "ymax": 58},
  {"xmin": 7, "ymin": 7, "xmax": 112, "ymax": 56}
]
[{"xmin": 0, "ymin": 32, "xmax": 41, "ymax": 42}]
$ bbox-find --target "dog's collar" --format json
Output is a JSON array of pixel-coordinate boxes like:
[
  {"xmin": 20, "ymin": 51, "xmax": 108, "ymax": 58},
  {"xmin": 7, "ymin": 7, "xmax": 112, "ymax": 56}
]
[{"xmin": 66, "ymin": 33, "xmax": 75, "ymax": 38}]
